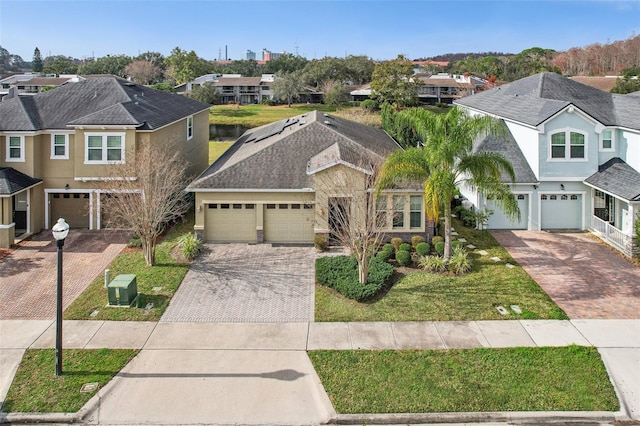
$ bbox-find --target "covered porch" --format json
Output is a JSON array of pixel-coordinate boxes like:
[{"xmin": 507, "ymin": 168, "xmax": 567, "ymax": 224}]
[
  {"xmin": 585, "ymin": 158, "xmax": 640, "ymax": 258},
  {"xmin": 0, "ymin": 167, "xmax": 43, "ymax": 248}
]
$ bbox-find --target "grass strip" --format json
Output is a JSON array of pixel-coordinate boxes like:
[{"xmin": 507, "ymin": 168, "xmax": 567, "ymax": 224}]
[
  {"xmin": 315, "ymin": 218, "xmax": 567, "ymax": 321},
  {"xmin": 209, "ymin": 140, "xmax": 233, "ymax": 163},
  {"xmin": 309, "ymin": 346, "xmax": 618, "ymax": 414},
  {"xmin": 2, "ymin": 348, "xmax": 138, "ymax": 413},
  {"xmin": 64, "ymin": 215, "xmax": 194, "ymax": 321}
]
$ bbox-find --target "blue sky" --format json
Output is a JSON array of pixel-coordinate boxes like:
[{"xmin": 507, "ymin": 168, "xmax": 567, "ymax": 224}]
[{"xmin": 1, "ymin": 0, "xmax": 639, "ymax": 61}]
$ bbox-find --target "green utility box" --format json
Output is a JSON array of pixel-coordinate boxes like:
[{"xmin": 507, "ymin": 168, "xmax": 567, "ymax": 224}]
[{"xmin": 107, "ymin": 274, "xmax": 138, "ymax": 306}]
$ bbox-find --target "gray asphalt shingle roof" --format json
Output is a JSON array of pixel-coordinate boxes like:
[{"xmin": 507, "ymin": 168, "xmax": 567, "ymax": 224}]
[
  {"xmin": 584, "ymin": 158, "xmax": 640, "ymax": 202},
  {"xmin": 455, "ymin": 72, "xmax": 638, "ymax": 130},
  {"xmin": 0, "ymin": 167, "xmax": 42, "ymax": 196},
  {"xmin": 188, "ymin": 110, "xmax": 400, "ymax": 190},
  {"xmin": 0, "ymin": 76, "xmax": 210, "ymax": 131},
  {"xmin": 473, "ymin": 121, "xmax": 538, "ymax": 184}
]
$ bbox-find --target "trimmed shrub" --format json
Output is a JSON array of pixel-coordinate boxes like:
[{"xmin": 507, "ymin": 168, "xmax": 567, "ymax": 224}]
[
  {"xmin": 391, "ymin": 237, "xmax": 403, "ymax": 252},
  {"xmin": 431, "ymin": 235, "xmax": 444, "ymax": 244},
  {"xmin": 419, "ymin": 255, "xmax": 447, "ymax": 273},
  {"xmin": 315, "ymin": 255, "xmax": 394, "ymax": 301},
  {"xmin": 314, "ymin": 235, "xmax": 329, "ymax": 252},
  {"xmin": 411, "ymin": 235, "xmax": 425, "ymax": 248},
  {"xmin": 395, "ymin": 250, "xmax": 412, "ymax": 267},
  {"xmin": 434, "ymin": 241, "xmax": 445, "ymax": 256},
  {"xmin": 382, "ymin": 243, "xmax": 394, "ymax": 253},
  {"xmin": 399, "ymin": 243, "xmax": 411, "ymax": 253},
  {"xmin": 449, "ymin": 247, "xmax": 473, "ymax": 275},
  {"xmin": 177, "ymin": 233, "xmax": 203, "ymax": 260},
  {"xmin": 360, "ymin": 99, "xmax": 378, "ymax": 111},
  {"xmin": 416, "ymin": 242, "xmax": 430, "ymax": 257},
  {"xmin": 451, "ymin": 241, "xmax": 464, "ymax": 251},
  {"xmin": 375, "ymin": 249, "xmax": 393, "ymax": 262},
  {"xmin": 127, "ymin": 237, "xmax": 142, "ymax": 248}
]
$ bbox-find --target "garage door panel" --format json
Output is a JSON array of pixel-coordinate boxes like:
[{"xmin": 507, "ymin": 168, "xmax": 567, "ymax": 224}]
[
  {"xmin": 50, "ymin": 193, "xmax": 90, "ymax": 229},
  {"xmin": 541, "ymin": 194, "xmax": 582, "ymax": 229},
  {"xmin": 205, "ymin": 203, "xmax": 256, "ymax": 242},
  {"xmin": 264, "ymin": 204, "xmax": 314, "ymax": 243},
  {"xmin": 487, "ymin": 194, "xmax": 529, "ymax": 230}
]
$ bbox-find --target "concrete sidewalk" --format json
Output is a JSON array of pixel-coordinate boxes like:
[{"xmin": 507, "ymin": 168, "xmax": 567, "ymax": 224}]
[{"xmin": 1, "ymin": 319, "xmax": 638, "ymax": 424}]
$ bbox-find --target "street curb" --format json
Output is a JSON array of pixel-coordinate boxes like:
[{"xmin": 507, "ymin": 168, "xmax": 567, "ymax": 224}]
[
  {"xmin": 336, "ymin": 411, "xmax": 627, "ymax": 424},
  {"xmin": 0, "ymin": 412, "xmax": 80, "ymax": 424}
]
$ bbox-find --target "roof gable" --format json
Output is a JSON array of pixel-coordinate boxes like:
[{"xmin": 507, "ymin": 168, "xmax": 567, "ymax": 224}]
[
  {"xmin": 584, "ymin": 158, "xmax": 640, "ymax": 202},
  {"xmin": 0, "ymin": 167, "xmax": 42, "ymax": 196}
]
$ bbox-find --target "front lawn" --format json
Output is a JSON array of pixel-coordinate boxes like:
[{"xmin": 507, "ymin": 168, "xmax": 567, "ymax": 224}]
[
  {"xmin": 309, "ymin": 346, "xmax": 618, "ymax": 413},
  {"xmin": 210, "ymin": 104, "xmax": 338, "ymax": 127},
  {"xmin": 64, "ymin": 214, "xmax": 195, "ymax": 321},
  {"xmin": 316, "ymin": 218, "xmax": 567, "ymax": 321},
  {"xmin": 2, "ymin": 348, "xmax": 138, "ymax": 413}
]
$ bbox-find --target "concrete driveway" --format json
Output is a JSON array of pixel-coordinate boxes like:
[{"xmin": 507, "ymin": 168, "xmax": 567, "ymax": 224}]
[
  {"xmin": 161, "ymin": 244, "xmax": 316, "ymax": 322},
  {"xmin": 0, "ymin": 230, "xmax": 128, "ymax": 320},
  {"xmin": 492, "ymin": 230, "xmax": 640, "ymax": 319}
]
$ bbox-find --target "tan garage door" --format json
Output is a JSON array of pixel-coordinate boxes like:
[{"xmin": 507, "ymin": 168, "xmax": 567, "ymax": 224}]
[
  {"xmin": 264, "ymin": 203, "xmax": 314, "ymax": 243},
  {"xmin": 50, "ymin": 192, "xmax": 90, "ymax": 229},
  {"xmin": 205, "ymin": 203, "xmax": 256, "ymax": 242}
]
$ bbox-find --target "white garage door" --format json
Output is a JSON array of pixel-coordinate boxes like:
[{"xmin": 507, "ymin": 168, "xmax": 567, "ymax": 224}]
[
  {"xmin": 264, "ymin": 203, "xmax": 315, "ymax": 243},
  {"xmin": 487, "ymin": 194, "xmax": 529, "ymax": 229},
  {"xmin": 205, "ymin": 203, "xmax": 256, "ymax": 242},
  {"xmin": 541, "ymin": 194, "xmax": 582, "ymax": 229}
]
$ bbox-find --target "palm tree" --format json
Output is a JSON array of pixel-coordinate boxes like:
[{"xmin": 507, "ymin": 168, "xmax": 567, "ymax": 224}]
[{"xmin": 377, "ymin": 106, "xmax": 520, "ymax": 261}]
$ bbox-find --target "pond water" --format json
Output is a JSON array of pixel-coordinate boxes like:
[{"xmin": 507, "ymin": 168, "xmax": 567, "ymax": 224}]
[{"xmin": 209, "ymin": 124, "xmax": 251, "ymax": 140}]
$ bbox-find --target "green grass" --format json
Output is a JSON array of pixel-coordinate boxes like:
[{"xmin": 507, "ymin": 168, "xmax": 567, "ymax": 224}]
[
  {"xmin": 309, "ymin": 346, "xmax": 619, "ymax": 413},
  {"xmin": 65, "ymin": 213, "xmax": 195, "ymax": 321},
  {"xmin": 2, "ymin": 348, "xmax": 138, "ymax": 413},
  {"xmin": 210, "ymin": 104, "xmax": 338, "ymax": 127},
  {"xmin": 315, "ymin": 218, "xmax": 567, "ymax": 321},
  {"xmin": 209, "ymin": 140, "xmax": 233, "ymax": 163}
]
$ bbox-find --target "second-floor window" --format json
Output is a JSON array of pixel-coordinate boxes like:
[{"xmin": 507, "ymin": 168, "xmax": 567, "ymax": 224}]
[
  {"xmin": 6, "ymin": 135, "xmax": 25, "ymax": 162},
  {"xmin": 550, "ymin": 130, "xmax": 586, "ymax": 160},
  {"xmin": 85, "ymin": 133, "xmax": 125, "ymax": 164},
  {"xmin": 51, "ymin": 134, "xmax": 69, "ymax": 159},
  {"xmin": 187, "ymin": 116, "xmax": 193, "ymax": 140},
  {"xmin": 600, "ymin": 129, "xmax": 615, "ymax": 151}
]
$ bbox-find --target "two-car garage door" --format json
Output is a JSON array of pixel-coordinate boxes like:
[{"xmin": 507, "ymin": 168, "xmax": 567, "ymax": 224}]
[{"xmin": 205, "ymin": 202, "xmax": 314, "ymax": 243}]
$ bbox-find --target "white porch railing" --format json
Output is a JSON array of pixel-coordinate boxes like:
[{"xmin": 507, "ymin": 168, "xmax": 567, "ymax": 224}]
[{"xmin": 591, "ymin": 215, "xmax": 626, "ymax": 248}]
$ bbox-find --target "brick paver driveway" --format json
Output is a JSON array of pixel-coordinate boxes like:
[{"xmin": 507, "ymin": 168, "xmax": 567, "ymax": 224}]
[
  {"xmin": 0, "ymin": 230, "xmax": 128, "ymax": 320},
  {"xmin": 492, "ymin": 230, "xmax": 640, "ymax": 319},
  {"xmin": 161, "ymin": 244, "xmax": 316, "ymax": 323}
]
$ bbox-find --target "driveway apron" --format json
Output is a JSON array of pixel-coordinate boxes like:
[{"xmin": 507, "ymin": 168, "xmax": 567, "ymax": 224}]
[
  {"xmin": 0, "ymin": 231, "xmax": 128, "ymax": 320},
  {"xmin": 161, "ymin": 244, "xmax": 315, "ymax": 322},
  {"xmin": 492, "ymin": 230, "xmax": 640, "ymax": 319}
]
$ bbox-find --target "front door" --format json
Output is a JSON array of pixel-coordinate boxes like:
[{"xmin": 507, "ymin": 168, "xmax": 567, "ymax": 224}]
[
  {"xmin": 328, "ymin": 197, "xmax": 350, "ymax": 245},
  {"xmin": 12, "ymin": 191, "xmax": 28, "ymax": 235}
]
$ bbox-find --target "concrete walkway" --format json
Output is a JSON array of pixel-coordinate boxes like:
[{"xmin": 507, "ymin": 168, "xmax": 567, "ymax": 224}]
[{"xmin": 1, "ymin": 319, "xmax": 638, "ymax": 424}]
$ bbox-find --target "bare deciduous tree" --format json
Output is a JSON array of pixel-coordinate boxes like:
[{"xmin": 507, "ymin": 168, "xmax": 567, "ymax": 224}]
[
  {"xmin": 319, "ymin": 162, "xmax": 385, "ymax": 284},
  {"xmin": 124, "ymin": 60, "xmax": 163, "ymax": 85},
  {"xmin": 98, "ymin": 141, "xmax": 191, "ymax": 266}
]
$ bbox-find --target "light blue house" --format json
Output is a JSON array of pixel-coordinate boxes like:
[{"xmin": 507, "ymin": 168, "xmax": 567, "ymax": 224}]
[{"xmin": 455, "ymin": 72, "xmax": 640, "ymax": 257}]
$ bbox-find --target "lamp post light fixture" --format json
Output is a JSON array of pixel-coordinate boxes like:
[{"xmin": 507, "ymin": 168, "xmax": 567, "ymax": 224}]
[{"xmin": 52, "ymin": 217, "xmax": 69, "ymax": 376}]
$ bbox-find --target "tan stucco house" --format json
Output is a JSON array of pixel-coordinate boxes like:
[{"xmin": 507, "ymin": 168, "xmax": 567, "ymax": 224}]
[
  {"xmin": 0, "ymin": 76, "xmax": 210, "ymax": 247},
  {"xmin": 187, "ymin": 110, "xmax": 434, "ymax": 245}
]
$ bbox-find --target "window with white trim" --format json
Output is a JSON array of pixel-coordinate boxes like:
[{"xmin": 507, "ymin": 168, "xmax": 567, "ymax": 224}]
[
  {"xmin": 186, "ymin": 115, "xmax": 194, "ymax": 140},
  {"xmin": 410, "ymin": 195, "xmax": 422, "ymax": 228},
  {"xmin": 600, "ymin": 129, "xmax": 615, "ymax": 151},
  {"xmin": 6, "ymin": 135, "xmax": 24, "ymax": 162},
  {"xmin": 392, "ymin": 196, "xmax": 405, "ymax": 228},
  {"xmin": 376, "ymin": 194, "xmax": 424, "ymax": 230},
  {"xmin": 51, "ymin": 134, "xmax": 69, "ymax": 159},
  {"xmin": 549, "ymin": 130, "xmax": 586, "ymax": 160},
  {"xmin": 85, "ymin": 133, "xmax": 125, "ymax": 164}
]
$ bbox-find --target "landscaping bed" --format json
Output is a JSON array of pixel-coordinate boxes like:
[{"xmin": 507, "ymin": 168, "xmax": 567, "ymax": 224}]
[{"xmin": 315, "ymin": 218, "xmax": 567, "ymax": 321}]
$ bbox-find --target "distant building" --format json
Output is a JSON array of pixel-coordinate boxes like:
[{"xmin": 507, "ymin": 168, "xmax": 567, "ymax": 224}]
[
  {"xmin": 246, "ymin": 50, "xmax": 256, "ymax": 60},
  {"xmin": 261, "ymin": 49, "xmax": 285, "ymax": 62}
]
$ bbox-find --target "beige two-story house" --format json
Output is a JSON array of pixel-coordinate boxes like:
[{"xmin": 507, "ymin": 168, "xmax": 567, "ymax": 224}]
[{"xmin": 0, "ymin": 76, "xmax": 210, "ymax": 247}]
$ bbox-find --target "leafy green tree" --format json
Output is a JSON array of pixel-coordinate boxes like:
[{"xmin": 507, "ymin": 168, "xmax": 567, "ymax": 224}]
[
  {"xmin": 224, "ymin": 59, "xmax": 260, "ymax": 77},
  {"xmin": 135, "ymin": 51, "xmax": 165, "ymax": 70},
  {"xmin": 371, "ymin": 54, "xmax": 419, "ymax": 108},
  {"xmin": 503, "ymin": 47, "xmax": 559, "ymax": 81},
  {"xmin": 272, "ymin": 70, "xmax": 305, "ymax": 106},
  {"xmin": 43, "ymin": 56, "xmax": 78, "ymax": 75},
  {"xmin": 78, "ymin": 54, "xmax": 132, "ymax": 77},
  {"xmin": 611, "ymin": 76, "xmax": 640, "ymax": 94},
  {"xmin": 32, "ymin": 47, "xmax": 43, "ymax": 73},
  {"xmin": 377, "ymin": 107, "xmax": 519, "ymax": 261},
  {"xmin": 380, "ymin": 102, "xmax": 419, "ymax": 149},
  {"xmin": 303, "ymin": 57, "xmax": 348, "ymax": 87},
  {"xmin": 165, "ymin": 47, "xmax": 212, "ymax": 84},
  {"xmin": 190, "ymin": 82, "xmax": 221, "ymax": 104},
  {"xmin": 322, "ymin": 81, "xmax": 351, "ymax": 107},
  {"xmin": 343, "ymin": 55, "xmax": 375, "ymax": 85},
  {"xmin": 263, "ymin": 53, "xmax": 308, "ymax": 74}
]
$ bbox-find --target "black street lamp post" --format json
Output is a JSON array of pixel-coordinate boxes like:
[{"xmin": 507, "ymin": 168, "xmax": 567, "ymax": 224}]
[{"xmin": 52, "ymin": 217, "xmax": 69, "ymax": 376}]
